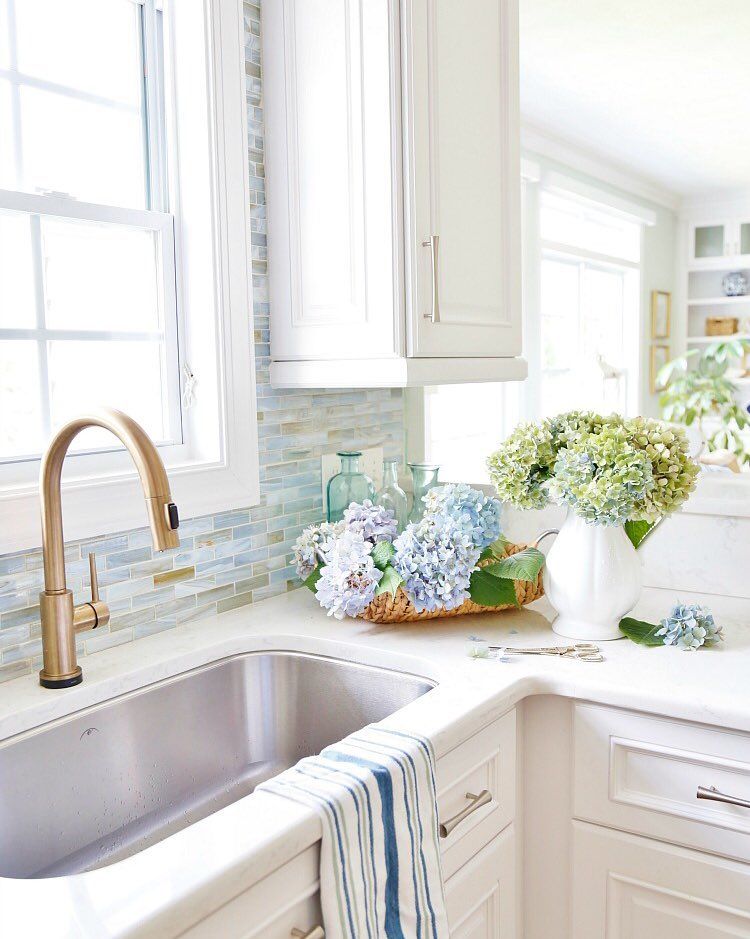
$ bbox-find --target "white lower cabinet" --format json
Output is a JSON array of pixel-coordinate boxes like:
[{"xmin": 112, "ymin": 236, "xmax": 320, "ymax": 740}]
[
  {"xmin": 445, "ymin": 825, "xmax": 517, "ymax": 939},
  {"xmin": 571, "ymin": 821, "xmax": 750, "ymax": 939}
]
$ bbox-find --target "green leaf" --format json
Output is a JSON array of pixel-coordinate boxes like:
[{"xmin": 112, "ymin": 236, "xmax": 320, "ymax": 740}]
[
  {"xmin": 619, "ymin": 616, "xmax": 664, "ymax": 647},
  {"xmin": 478, "ymin": 536, "xmax": 511, "ymax": 563},
  {"xmin": 624, "ymin": 519, "xmax": 653, "ymax": 549},
  {"xmin": 371, "ymin": 540, "xmax": 395, "ymax": 571},
  {"xmin": 374, "ymin": 564, "xmax": 403, "ymax": 598},
  {"xmin": 303, "ymin": 567, "xmax": 321, "ymax": 592},
  {"xmin": 469, "ymin": 569, "xmax": 519, "ymax": 607},
  {"xmin": 483, "ymin": 546, "xmax": 545, "ymax": 582}
]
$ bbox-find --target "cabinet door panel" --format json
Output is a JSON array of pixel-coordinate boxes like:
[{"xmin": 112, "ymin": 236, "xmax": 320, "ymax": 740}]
[
  {"xmin": 572, "ymin": 821, "xmax": 750, "ymax": 939},
  {"xmin": 445, "ymin": 825, "xmax": 518, "ymax": 939},
  {"xmin": 264, "ymin": 0, "xmax": 399, "ymax": 360},
  {"xmin": 407, "ymin": 0, "xmax": 521, "ymax": 358}
]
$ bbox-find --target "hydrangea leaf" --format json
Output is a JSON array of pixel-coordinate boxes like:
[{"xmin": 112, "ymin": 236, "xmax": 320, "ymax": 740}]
[
  {"xmin": 624, "ymin": 520, "xmax": 653, "ymax": 549},
  {"xmin": 479, "ymin": 535, "xmax": 511, "ymax": 562},
  {"xmin": 469, "ymin": 569, "xmax": 519, "ymax": 607},
  {"xmin": 371, "ymin": 540, "xmax": 396, "ymax": 571},
  {"xmin": 483, "ymin": 547, "xmax": 545, "ymax": 582},
  {"xmin": 374, "ymin": 564, "xmax": 403, "ymax": 598},
  {"xmin": 619, "ymin": 616, "xmax": 663, "ymax": 646},
  {"xmin": 303, "ymin": 566, "xmax": 321, "ymax": 592}
]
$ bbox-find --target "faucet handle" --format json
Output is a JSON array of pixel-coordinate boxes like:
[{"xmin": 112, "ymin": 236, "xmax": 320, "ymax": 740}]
[
  {"xmin": 72, "ymin": 553, "xmax": 110, "ymax": 633},
  {"xmin": 88, "ymin": 552, "xmax": 100, "ymax": 603}
]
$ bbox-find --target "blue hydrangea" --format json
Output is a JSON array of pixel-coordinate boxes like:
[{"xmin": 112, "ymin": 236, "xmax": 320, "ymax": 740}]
[
  {"xmin": 656, "ymin": 603, "xmax": 724, "ymax": 651},
  {"xmin": 393, "ymin": 516, "xmax": 480, "ymax": 613},
  {"xmin": 315, "ymin": 530, "xmax": 382, "ymax": 619},
  {"xmin": 293, "ymin": 521, "xmax": 345, "ymax": 579},
  {"xmin": 422, "ymin": 483, "xmax": 503, "ymax": 549},
  {"xmin": 343, "ymin": 500, "xmax": 398, "ymax": 543}
]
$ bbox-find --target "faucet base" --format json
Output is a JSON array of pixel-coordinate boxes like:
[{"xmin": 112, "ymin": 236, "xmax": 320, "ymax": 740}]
[{"xmin": 39, "ymin": 667, "xmax": 83, "ymax": 689}]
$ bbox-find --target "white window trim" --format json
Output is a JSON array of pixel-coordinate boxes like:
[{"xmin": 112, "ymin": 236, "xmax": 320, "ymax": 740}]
[{"xmin": 0, "ymin": 0, "xmax": 259, "ymax": 554}]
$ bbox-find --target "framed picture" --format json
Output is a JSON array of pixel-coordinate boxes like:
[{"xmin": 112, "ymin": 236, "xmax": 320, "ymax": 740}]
[
  {"xmin": 650, "ymin": 344, "xmax": 670, "ymax": 393},
  {"xmin": 651, "ymin": 290, "xmax": 671, "ymax": 339}
]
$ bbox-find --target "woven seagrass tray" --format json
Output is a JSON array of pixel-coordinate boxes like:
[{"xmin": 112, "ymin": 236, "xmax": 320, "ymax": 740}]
[{"xmin": 360, "ymin": 541, "xmax": 544, "ymax": 624}]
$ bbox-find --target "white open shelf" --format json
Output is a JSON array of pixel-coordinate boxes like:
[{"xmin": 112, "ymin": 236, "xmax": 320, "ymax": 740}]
[
  {"xmin": 687, "ymin": 296, "xmax": 750, "ymax": 306},
  {"xmin": 687, "ymin": 334, "xmax": 750, "ymax": 344}
]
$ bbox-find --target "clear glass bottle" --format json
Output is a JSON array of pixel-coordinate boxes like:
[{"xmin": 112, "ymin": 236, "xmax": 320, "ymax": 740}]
[
  {"xmin": 407, "ymin": 462, "xmax": 440, "ymax": 524},
  {"xmin": 375, "ymin": 458, "xmax": 408, "ymax": 532},
  {"xmin": 326, "ymin": 451, "xmax": 375, "ymax": 523}
]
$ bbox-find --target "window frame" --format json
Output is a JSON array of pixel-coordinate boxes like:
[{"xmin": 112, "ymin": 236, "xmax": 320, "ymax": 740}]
[{"xmin": 0, "ymin": 0, "xmax": 259, "ymax": 553}]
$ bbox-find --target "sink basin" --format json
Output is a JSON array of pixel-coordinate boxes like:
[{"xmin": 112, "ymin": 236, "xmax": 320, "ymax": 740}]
[{"xmin": 0, "ymin": 651, "xmax": 434, "ymax": 879}]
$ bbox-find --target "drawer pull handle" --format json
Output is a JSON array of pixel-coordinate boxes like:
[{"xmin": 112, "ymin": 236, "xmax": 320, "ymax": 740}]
[
  {"xmin": 422, "ymin": 234, "xmax": 440, "ymax": 322},
  {"xmin": 439, "ymin": 789, "xmax": 492, "ymax": 838},
  {"xmin": 696, "ymin": 785, "xmax": 750, "ymax": 810},
  {"xmin": 291, "ymin": 928, "xmax": 324, "ymax": 939}
]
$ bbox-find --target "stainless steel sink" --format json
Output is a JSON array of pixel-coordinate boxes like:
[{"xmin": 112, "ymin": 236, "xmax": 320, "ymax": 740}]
[{"xmin": 0, "ymin": 651, "xmax": 434, "ymax": 879}]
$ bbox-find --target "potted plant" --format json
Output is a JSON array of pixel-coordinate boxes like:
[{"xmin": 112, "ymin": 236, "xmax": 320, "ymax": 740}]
[
  {"xmin": 657, "ymin": 338, "xmax": 750, "ymax": 468},
  {"xmin": 487, "ymin": 412, "xmax": 699, "ymax": 640}
]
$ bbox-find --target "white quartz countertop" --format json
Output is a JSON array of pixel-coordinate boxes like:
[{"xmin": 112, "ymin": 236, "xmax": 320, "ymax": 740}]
[{"xmin": 2, "ymin": 586, "xmax": 749, "ymax": 938}]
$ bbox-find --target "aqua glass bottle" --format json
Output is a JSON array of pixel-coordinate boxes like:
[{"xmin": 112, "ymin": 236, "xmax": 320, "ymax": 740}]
[
  {"xmin": 326, "ymin": 451, "xmax": 375, "ymax": 523},
  {"xmin": 408, "ymin": 462, "xmax": 440, "ymax": 524},
  {"xmin": 375, "ymin": 458, "xmax": 408, "ymax": 532}
]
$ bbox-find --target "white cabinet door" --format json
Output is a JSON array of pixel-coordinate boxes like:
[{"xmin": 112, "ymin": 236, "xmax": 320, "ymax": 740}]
[
  {"xmin": 444, "ymin": 825, "xmax": 518, "ymax": 939},
  {"xmin": 572, "ymin": 821, "xmax": 750, "ymax": 939},
  {"xmin": 405, "ymin": 0, "xmax": 522, "ymax": 358},
  {"xmin": 263, "ymin": 0, "xmax": 400, "ymax": 361}
]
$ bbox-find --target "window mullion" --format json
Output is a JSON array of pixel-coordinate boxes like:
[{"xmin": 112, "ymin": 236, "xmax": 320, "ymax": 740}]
[
  {"xmin": 6, "ymin": 0, "xmax": 23, "ymax": 189},
  {"xmin": 29, "ymin": 214, "xmax": 51, "ymax": 439},
  {"xmin": 140, "ymin": 0, "xmax": 167, "ymax": 212}
]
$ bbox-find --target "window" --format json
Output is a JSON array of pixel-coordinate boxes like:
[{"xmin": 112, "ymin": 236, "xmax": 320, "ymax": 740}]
[
  {"xmin": 539, "ymin": 191, "xmax": 641, "ymax": 417},
  {"xmin": 0, "ymin": 0, "xmax": 178, "ymax": 460},
  {"xmin": 0, "ymin": 0, "xmax": 258, "ymax": 552}
]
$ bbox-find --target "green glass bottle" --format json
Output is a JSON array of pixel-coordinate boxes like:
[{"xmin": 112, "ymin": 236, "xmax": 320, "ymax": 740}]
[
  {"xmin": 326, "ymin": 451, "xmax": 375, "ymax": 523},
  {"xmin": 407, "ymin": 462, "xmax": 440, "ymax": 524},
  {"xmin": 375, "ymin": 458, "xmax": 408, "ymax": 532}
]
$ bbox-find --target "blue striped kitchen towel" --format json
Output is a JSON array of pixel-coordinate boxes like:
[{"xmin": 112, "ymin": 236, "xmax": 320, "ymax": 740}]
[{"xmin": 257, "ymin": 725, "xmax": 450, "ymax": 939}]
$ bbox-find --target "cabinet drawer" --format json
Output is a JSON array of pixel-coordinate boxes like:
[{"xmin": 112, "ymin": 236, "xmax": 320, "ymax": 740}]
[
  {"xmin": 572, "ymin": 821, "xmax": 750, "ymax": 938},
  {"xmin": 179, "ymin": 843, "xmax": 321, "ymax": 939},
  {"xmin": 574, "ymin": 702, "xmax": 750, "ymax": 862},
  {"xmin": 436, "ymin": 709, "xmax": 516, "ymax": 879}
]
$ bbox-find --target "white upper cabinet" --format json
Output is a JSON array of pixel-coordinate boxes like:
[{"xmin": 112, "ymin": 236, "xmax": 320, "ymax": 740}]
[
  {"xmin": 406, "ymin": 0, "xmax": 521, "ymax": 359},
  {"xmin": 263, "ymin": 0, "xmax": 526, "ymax": 388},
  {"xmin": 689, "ymin": 217, "xmax": 750, "ymax": 268}
]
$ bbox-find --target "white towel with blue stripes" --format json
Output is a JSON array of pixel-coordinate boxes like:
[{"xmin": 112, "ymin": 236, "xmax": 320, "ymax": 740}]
[{"xmin": 258, "ymin": 725, "xmax": 450, "ymax": 939}]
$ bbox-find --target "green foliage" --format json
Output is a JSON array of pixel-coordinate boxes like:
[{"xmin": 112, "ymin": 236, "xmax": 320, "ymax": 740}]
[
  {"xmin": 468, "ymin": 569, "xmax": 519, "ymax": 607},
  {"xmin": 624, "ymin": 519, "xmax": 654, "ymax": 549},
  {"xmin": 374, "ymin": 564, "xmax": 403, "ymax": 598},
  {"xmin": 371, "ymin": 540, "xmax": 395, "ymax": 571},
  {"xmin": 482, "ymin": 547, "xmax": 545, "ymax": 582},
  {"xmin": 657, "ymin": 339, "xmax": 750, "ymax": 465},
  {"xmin": 619, "ymin": 616, "xmax": 663, "ymax": 646},
  {"xmin": 303, "ymin": 567, "xmax": 321, "ymax": 592}
]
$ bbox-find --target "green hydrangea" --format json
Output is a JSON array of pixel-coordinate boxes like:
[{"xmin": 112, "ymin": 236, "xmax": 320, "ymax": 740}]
[{"xmin": 487, "ymin": 411, "xmax": 698, "ymax": 526}]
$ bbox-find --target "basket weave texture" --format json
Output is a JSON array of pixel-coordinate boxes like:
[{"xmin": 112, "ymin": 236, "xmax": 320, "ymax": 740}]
[{"xmin": 359, "ymin": 541, "xmax": 544, "ymax": 624}]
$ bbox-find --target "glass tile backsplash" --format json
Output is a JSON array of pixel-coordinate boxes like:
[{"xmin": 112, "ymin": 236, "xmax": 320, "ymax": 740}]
[{"xmin": 0, "ymin": 1, "xmax": 404, "ymax": 685}]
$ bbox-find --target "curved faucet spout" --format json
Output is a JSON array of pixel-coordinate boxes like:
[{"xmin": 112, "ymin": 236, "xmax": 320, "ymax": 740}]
[{"xmin": 38, "ymin": 408, "xmax": 180, "ymax": 688}]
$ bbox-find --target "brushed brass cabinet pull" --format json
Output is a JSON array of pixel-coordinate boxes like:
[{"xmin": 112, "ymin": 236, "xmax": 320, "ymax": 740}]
[
  {"xmin": 697, "ymin": 785, "xmax": 750, "ymax": 809},
  {"xmin": 439, "ymin": 789, "xmax": 492, "ymax": 838},
  {"xmin": 422, "ymin": 234, "xmax": 440, "ymax": 322}
]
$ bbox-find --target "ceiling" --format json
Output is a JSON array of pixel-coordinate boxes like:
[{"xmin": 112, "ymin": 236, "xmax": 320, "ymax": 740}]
[{"xmin": 520, "ymin": 0, "xmax": 750, "ymax": 199}]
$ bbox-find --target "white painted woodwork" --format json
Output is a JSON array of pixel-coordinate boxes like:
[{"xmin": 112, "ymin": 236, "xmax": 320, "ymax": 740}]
[
  {"xmin": 688, "ymin": 215, "xmax": 750, "ymax": 269},
  {"xmin": 262, "ymin": 0, "xmax": 399, "ymax": 361},
  {"xmin": 444, "ymin": 825, "xmax": 518, "ymax": 939},
  {"xmin": 263, "ymin": 0, "xmax": 525, "ymax": 387},
  {"xmin": 437, "ymin": 709, "xmax": 516, "ymax": 879},
  {"xmin": 178, "ymin": 841, "xmax": 322, "ymax": 938},
  {"xmin": 573, "ymin": 703, "xmax": 750, "ymax": 863},
  {"xmin": 571, "ymin": 821, "xmax": 750, "ymax": 939},
  {"xmin": 404, "ymin": 0, "xmax": 522, "ymax": 358}
]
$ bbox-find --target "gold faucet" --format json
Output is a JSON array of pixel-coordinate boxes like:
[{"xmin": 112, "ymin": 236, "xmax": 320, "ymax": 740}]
[{"xmin": 38, "ymin": 409, "xmax": 180, "ymax": 689}]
